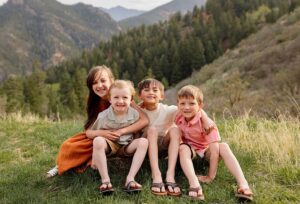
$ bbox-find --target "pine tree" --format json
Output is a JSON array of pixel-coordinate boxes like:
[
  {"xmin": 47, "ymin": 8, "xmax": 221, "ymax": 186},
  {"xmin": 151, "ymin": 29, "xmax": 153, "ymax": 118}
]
[
  {"xmin": 23, "ymin": 68, "xmax": 47, "ymax": 116},
  {"xmin": 136, "ymin": 59, "xmax": 146, "ymax": 84},
  {"xmin": 4, "ymin": 75, "xmax": 24, "ymax": 113},
  {"xmin": 73, "ymin": 68, "xmax": 87, "ymax": 114},
  {"xmin": 59, "ymin": 70, "xmax": 79, "ymax": 116}
]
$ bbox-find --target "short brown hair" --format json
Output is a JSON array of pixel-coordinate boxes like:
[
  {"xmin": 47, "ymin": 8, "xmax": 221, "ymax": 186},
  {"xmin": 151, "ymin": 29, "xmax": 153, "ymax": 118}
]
[
  {"xmin": 137, "ymin": 78, "xmax": 164, "ymax": 95},
  {"xmin": 109, "ymin": 80, "xmax": 135, "ymax": 99},
  {"xmin": 177, "ymin": 85, "xmax": 203, "ymax": 104}
]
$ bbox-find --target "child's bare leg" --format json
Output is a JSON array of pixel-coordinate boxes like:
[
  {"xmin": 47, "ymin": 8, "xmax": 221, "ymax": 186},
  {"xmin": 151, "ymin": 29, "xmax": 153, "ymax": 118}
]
[
  {"xmin": 146, "ymin": 127, "xmax": 165, "ymax": 192},
  {"xmin": 198, "ymin": 142, "xmax": 219, "ymax": 183},
  {"xmin": 124, "ymin": 138, "xmax": 149, "ymax": 187},
  {"xmin": 93, "ymin": 137, "xmax": 111, "ymax": 187},
  {"xmin": 219, "ymin": 143, "xmax": 250, "ymax": 190},
  {"xmin": 164, "ymin": 127, "xmax": 181, "ymax": 193},
  {"xmin": 179, "ymin": 144, "xmax": 203, "ymax": 198}
]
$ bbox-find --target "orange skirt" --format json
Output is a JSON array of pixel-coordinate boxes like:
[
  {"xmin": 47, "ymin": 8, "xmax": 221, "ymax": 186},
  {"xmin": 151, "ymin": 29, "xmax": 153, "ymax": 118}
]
[{"xmin": 56, "ymin": 132, "xmax": 93, "ymax": 175}]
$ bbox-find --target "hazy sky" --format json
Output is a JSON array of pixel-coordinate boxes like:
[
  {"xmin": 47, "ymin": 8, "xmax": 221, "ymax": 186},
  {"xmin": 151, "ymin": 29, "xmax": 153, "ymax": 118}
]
[{"xmin": 0, "ymin": 0, "xmax": 173, "ymax": 10}]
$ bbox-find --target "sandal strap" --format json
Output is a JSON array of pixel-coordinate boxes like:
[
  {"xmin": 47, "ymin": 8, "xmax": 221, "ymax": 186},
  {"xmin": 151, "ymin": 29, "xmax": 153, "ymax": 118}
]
[
  {"xmin": 125, "ymin": 181, "xmax": 138, "ymax": 190},
  {"xmin": 151, "ymin": 182, "xmax": 166, "ymax": 192},
  {"xmin": 102, "ymin": 181, "xmax": 111, "ymax": 185},
  {"xmin": 165, "ymin": 182, "xmax": 179, "ymax": 188},
  {"xmin": 237, "ymin": 187, "xmax": 253, "ymax": 195},
  {"xmin": 189, "ymin": 186, "xmax": 202, "ymax": 193}
]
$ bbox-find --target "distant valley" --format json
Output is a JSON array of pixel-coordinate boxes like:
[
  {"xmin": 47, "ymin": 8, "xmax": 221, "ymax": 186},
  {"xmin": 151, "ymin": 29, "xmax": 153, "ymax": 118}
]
[
  {"xmin": 0, "ymin": 0, "xmax": 119, "ymax": 80},
  {"xmin": 0, "ymin": 0, "xmax": 204, "ymax": 81}
]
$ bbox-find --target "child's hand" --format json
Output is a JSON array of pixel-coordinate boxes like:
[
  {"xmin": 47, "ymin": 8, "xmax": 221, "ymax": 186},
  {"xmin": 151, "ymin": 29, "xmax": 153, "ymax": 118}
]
[
  {"xmin": 197, "ymin": 175, "xmax": 214, "ymax": 184},
  {"xmin": 113, "ymin": 129, "xmax": 123, "ymax": 137},
  {"xmin": 101, "ymin": 130, "xmax": 120, "ymax": 142}
]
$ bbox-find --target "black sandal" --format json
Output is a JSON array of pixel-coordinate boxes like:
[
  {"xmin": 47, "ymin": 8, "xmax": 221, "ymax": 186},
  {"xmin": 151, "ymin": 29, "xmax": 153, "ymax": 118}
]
[
  {"xmin": 123, "ymin": 181, "xmax": 142, "ymax": 193},
  {"xmin": 99, "ymin": 182, "xmax": 114, "ymax": 195}
]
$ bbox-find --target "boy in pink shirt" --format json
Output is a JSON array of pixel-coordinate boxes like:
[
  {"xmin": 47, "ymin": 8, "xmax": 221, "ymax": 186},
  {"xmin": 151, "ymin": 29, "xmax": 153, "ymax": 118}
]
[{"xmin": 176, "ymin": 85, "xmax": 253, "ymax": 201}]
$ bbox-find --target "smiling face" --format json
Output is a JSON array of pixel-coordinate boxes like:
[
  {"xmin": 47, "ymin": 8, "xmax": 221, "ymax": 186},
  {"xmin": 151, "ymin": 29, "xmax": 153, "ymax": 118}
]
[
  {"xmin": 139, "ymin": 82, "xmax": 164, "ymax": 106},
  {"xmin": 92, "ymin": 70, "xmax": 113, "ymax": 99},
  {"xmin": 109, "ymin": 86, "xmax": 132, "ymax": 115},
  {"xmin": 177, "ymin": 96, "xmax": 202, "ymax": 122}
]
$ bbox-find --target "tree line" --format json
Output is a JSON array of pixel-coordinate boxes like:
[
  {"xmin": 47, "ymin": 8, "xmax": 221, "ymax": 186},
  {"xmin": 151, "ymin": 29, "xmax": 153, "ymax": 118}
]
[{"xmin": 1, "ymin": 0, "xmax": 299, "ymax": 119}]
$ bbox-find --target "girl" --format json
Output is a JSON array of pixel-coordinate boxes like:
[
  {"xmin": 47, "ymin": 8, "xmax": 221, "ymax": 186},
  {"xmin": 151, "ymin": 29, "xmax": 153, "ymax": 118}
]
[{"xmin": 46, "ymin": 66, "xmax": 148, "ymax": 186}]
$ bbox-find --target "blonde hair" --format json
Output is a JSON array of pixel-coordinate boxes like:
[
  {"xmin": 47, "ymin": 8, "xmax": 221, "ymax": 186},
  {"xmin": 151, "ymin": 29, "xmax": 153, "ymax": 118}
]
[
  {"xmin": 109, "ymin": 80, "xmax": 135, "ymax": 99},
  {"xmin": 177, "ymin": 85, "xmax": 203, "ymax": 104}
]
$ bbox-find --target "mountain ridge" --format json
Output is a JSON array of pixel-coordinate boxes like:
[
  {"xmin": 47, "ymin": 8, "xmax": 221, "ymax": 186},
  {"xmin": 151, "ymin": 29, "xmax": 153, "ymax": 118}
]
[
  {"xmin": 99, "ymin": 6, "xmax": 145, "ymax": 21},
  {"xmin": 0, "ymin": 0, "xmax": 120, "ymax": 80},
  {"xmin": 120, "ymin": 0, "xmax": 206, "ymax": 29}
]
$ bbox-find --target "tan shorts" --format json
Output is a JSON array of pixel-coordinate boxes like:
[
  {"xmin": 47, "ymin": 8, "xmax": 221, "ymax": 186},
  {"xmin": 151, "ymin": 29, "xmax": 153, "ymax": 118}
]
[{"xmin": 106, "ymin": 139, "xmax": 133, "ymax": 157}]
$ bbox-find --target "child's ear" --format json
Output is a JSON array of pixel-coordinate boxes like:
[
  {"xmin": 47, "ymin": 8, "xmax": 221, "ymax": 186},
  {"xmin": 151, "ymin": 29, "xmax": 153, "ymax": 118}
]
[
  {"xmin": 198, "ymin": 101, "xmax": 204, "ymax": 109},
  {"xmin": 160, "ymin": 93, "xmax": 165, "ymax": 100}
]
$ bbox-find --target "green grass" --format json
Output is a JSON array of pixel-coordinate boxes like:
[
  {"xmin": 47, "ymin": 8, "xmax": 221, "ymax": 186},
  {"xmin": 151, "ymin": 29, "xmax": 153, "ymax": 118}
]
[{"xmin": 0, "ymin": 113, "xmax": 299, "ymax": 203}]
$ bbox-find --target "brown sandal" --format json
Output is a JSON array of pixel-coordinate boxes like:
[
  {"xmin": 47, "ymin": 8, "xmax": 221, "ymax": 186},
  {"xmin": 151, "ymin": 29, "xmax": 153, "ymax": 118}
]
[
  {"xmin": 165, "ymin": 182, "xmax": 181, "ymax": 197},
  {"xmin": 151, "ymin": 182, "xmax": 167, "ymax": 196},
  {"xmin": 235, "ymin": 187, "xmax": 253, "ymax": 201},
  {"xmin": 188, "ymin": 186, "xmax": 205, "ymax": 200}
]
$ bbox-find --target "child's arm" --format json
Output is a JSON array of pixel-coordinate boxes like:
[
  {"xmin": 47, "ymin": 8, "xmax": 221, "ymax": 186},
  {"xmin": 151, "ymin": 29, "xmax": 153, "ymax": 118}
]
[
  {"xmin": 85, "ymin": 129, "xmax": 119, "ymax": 141},
  {"xmin": 201, "ymin": 109, "xmax": 216, "ymax": 134},
  {"xmin": 198, "ymin": 142, "xmax": 219, "ymax": 184},
  {"xmin": 113, "ymin": 101, "xmax": 149, "ymax": 136}
]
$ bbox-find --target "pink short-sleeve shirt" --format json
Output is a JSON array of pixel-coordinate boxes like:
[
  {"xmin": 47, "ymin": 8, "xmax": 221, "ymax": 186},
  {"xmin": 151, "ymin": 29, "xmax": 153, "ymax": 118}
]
[{"xmin": 175, "ymin": 111, "xmax": 221, "ymax": 157}]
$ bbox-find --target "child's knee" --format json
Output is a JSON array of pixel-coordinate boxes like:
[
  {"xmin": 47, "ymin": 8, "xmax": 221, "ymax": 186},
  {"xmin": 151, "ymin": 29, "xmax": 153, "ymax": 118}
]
[
  {"xmin": 169, "ymin": 127, "xmax": 181, "ymax": 140},
  {"xmin": 137, "ymin": 137, "xmax": 149, "ymax": 149},
  {"xmin": 179, "ymin": 145, "xmax": 190, "ymax": 156},
  {"xmin": 219, "ymin": 142, "xmax": 232, "ymax": 155},
  {"xmin": 219, "ymin": 142, "xmax": 230, "ymax": 151},
  {"xmin": 209, "ymin": 143, "xmax": 220, "ymax": 155},
  {"xmin": 146, "ymin": 126, "xmax": 158, "ymax": 139},
  {"xmin": 93, "ymin": 137, "xmax": 106, "ymax": 149}
]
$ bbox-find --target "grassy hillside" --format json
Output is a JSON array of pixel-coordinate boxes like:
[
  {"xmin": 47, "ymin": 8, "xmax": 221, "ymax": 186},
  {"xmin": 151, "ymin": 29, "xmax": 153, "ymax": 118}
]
[
  {"xmin": 0, "ymin": 113, "xmax": 299, "ymax": 203},
  {"xmin": 165, "ymin": 7, "xmax": 300, "ymax": 118}
]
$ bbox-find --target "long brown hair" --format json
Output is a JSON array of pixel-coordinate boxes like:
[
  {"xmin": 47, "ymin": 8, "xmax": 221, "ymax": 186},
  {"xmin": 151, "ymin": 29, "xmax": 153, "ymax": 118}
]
[{"xmin": 84, "ymin": 65, "xmax": 115, "ymax": 129}]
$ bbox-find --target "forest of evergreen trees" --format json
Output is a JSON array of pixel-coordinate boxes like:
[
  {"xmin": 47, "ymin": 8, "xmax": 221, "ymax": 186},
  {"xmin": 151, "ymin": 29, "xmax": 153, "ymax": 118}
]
[{"xmin": 1, "ymin": 0, "xmax": 300, "ymax": 119}]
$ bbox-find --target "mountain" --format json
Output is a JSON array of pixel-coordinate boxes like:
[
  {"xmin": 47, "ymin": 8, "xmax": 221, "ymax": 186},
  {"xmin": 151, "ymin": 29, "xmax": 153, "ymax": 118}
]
[
  {"xmin": 164, "ymin": 8, "xmax": 300, "ymax": 117},
  {"xmin": 120, "ymin": 0, "xmax": 206, "ymax": 29},
  {"xmin": 0, "ymin": 0, "xmax": 120, "ymax": 81},
  {"xmin": 99, "ymin": 6, "xmax": 145, "ymax": 21}
]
